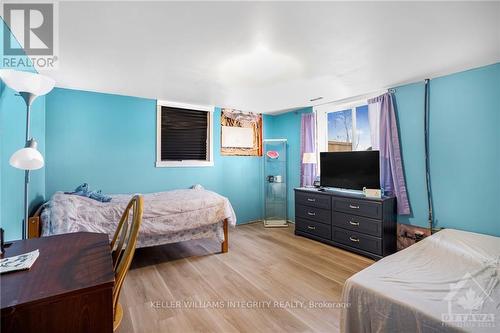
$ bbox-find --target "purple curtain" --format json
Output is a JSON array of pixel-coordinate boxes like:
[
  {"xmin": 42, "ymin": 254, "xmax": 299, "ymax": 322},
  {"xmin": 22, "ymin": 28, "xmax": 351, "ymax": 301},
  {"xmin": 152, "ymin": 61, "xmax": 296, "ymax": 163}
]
[
  {"xmin": 368, "ymin": 93, "xmax": 411, "ymax": 215},
  {"xmin": 300, "ymin": 113, "xmax": 317, "ymax": 187}
]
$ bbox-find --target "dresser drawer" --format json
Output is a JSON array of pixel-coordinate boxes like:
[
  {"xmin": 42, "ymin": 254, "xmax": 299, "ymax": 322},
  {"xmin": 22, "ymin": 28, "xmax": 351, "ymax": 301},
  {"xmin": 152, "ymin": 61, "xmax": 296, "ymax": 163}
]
[
  {"xmin": 332, "ymin": 227, "xmax": 382, "ymax": 255},
  {"xmin": 333, "ymin": 198, "xmax": 382, "ymax": 219},
  {"xmin": 332, "ymin": 212, "xmax": 382, "ymax": 237},
  {"xmin": 296, "ymin": 205, "xmax": 331, "ymax": 225},
  {"xmin": 296, "ymin": 218, "xmax": 331, "ymax": 239},
  {"xmin": 296, "ymin": 191, "xmax": 331, "ymax": 209}
]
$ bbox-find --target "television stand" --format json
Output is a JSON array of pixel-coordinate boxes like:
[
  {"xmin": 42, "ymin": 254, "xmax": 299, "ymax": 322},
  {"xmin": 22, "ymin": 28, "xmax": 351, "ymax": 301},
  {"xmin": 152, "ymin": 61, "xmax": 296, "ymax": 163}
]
[{"xmin": 294, "ymin": 187, "xmax": 396, "ymax": 260}]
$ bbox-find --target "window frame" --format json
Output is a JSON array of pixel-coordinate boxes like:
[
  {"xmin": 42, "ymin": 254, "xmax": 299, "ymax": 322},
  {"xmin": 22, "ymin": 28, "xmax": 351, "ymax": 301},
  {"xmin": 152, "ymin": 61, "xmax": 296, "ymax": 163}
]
[
  {"xmin": 315, "ymin": 99, "xmax": 371, "ymax": 154},
  {"xmin": 156, "ymin": 100, "xmax": 214, "ymax": 168}
]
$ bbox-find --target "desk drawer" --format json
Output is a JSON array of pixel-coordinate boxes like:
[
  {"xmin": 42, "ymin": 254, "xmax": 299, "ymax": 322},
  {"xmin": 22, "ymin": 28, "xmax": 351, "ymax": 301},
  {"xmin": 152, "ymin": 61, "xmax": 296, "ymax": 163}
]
[
  {"xmin": 296, "ymin": 191, "xmax": 331, "ymax": 209},
  {"xmin": 332, "ymin": 212, "xmax": 382, "ymax": 237},
  {"xmin": 333, "ymin": 227, "xmax": 382, "ymax": 255},
  {"xmin": 333, "ymin": 198, "xmax": 382, "ymax": 219},
  {"xmin": 296, "ymin": 205, "xmax": 331, "ymax": 225},
  {"xmin": 296, "ymin": 218, "xmax": 331, "ymax": 239}
]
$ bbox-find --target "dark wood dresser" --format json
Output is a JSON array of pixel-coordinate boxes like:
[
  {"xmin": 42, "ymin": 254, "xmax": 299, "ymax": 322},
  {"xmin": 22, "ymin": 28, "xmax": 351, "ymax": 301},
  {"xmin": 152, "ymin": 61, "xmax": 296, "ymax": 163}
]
[
  {"xmin": 294, "ymin": 188, "xmax": 396, "ymax": 260},
  {"xmin": 1, "ymin": 232, "xmax": 115, "ymax": 333}
]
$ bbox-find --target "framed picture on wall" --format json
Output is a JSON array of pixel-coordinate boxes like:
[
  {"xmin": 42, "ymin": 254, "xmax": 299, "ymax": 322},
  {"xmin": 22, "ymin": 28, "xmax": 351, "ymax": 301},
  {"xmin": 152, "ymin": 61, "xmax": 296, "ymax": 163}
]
[{"xmin": 221, "ymin": 109, "xmax": 262, "ymax": 156}]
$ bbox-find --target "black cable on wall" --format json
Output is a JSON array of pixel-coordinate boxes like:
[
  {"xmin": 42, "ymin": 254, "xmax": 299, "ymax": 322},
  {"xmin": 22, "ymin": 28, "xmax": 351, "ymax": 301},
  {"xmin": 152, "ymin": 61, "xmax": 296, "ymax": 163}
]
[{"xmin": 424, "ymin": 79, "xmax": 433, "ymax": 232}]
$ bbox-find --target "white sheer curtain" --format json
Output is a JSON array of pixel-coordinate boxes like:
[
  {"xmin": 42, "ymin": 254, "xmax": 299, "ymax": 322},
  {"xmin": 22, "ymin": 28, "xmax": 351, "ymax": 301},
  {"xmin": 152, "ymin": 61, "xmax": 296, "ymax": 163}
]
[{"xmin": 368, "ymin": 101, "xmax": 380, "ymax": 150}]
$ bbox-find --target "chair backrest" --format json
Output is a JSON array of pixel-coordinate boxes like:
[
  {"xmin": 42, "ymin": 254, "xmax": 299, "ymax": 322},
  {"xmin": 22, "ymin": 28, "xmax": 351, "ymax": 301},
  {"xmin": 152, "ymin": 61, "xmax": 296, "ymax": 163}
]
[{"xmin": 110, "ymin": 194, "xmax": 144, "ymax": 317}]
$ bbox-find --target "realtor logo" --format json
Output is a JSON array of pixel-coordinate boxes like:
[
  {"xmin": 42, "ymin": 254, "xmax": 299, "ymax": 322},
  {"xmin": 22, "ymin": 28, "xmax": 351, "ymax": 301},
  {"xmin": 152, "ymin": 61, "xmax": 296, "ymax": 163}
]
[
  {"xmin": 1, "ymin": 2, "xmax": 58, "ymax": 69},
  {"xmin": 442, "ymin": 272, "xmax": 497, "ymax": 329},
  {"xmin": 3, "ymin": 3, "xmax": 53, "ymax": 55}
]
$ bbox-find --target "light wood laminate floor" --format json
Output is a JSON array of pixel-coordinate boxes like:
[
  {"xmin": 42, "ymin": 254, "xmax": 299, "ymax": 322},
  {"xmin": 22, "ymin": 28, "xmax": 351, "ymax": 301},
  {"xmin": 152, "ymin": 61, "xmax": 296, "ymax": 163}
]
[{"xmin": 118, "ymin": 223, "xmax": 373, "ymax": 333}]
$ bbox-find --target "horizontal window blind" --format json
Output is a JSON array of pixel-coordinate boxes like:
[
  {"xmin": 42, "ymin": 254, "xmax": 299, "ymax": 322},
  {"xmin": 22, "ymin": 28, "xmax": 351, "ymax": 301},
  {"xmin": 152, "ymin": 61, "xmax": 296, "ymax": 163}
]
[{"xmin": 160, "ymin": 106, "xmax": 208, "ymax": 161}]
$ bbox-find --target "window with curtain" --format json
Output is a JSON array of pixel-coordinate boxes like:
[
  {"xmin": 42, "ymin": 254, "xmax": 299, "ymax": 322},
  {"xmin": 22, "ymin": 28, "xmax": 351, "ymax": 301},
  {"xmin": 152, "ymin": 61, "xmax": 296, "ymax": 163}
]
[
  {"xmin": 326, "ymin": 104, "xmax": 375, "ymax": 152},
  {"xmin": 316, "ymin": 93, "xmax": 411, "ymax": 214}
]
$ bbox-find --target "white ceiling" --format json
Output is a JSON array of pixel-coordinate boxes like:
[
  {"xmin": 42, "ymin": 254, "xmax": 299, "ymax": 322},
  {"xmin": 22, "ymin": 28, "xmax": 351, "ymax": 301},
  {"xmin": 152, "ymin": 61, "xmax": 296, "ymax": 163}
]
[{"xmin": 31, "ymin": 1, "xmax": 500, "ymax": 113}]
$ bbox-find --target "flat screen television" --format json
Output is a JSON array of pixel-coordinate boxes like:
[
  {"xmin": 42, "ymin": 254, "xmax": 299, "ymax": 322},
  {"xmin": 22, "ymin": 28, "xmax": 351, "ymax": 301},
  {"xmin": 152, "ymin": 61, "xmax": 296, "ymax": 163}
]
[{"xmin": 320, "ymin": 151, "xmax": 380, "ymax": 190}]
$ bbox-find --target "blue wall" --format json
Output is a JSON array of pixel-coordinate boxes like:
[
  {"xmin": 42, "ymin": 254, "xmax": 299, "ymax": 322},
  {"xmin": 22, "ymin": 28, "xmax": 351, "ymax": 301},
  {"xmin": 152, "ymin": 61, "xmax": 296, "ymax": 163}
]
[
  {"xmin": 395, "ymin": 63, "xmax": 500, "ymax": 236},
  {"xmin": 264, "ymin": 107, "xmax": 313, "ymax": 221},
  {"xmin": 44, "ymin": 89, "xmax": 310, "ymax": 225},
  {"xmin": 45, "ymin": 88, "xmax": 263, "ymax": 224},
  {"xmin": 0, "ymin": 20, "xmax": 46, "ymax": 241}
]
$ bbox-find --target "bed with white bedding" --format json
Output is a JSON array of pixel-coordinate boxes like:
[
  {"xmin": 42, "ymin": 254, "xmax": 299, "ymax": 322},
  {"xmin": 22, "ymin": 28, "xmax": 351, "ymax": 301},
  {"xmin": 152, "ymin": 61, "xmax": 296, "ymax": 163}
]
[
  {"xmin": 40, "ymin": 188, "xmax": 237, "ymax": 248},
  {"xmin": 341, "ymin": 228, "xmax": 500, "ymax": 333}
]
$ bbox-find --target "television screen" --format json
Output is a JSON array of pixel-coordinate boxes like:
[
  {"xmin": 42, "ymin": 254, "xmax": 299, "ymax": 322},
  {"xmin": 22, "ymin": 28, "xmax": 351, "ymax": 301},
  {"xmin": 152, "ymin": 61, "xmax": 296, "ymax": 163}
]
[{"xmin": 320, "ymin": 151, "xmax": 380, "ymax": 190}]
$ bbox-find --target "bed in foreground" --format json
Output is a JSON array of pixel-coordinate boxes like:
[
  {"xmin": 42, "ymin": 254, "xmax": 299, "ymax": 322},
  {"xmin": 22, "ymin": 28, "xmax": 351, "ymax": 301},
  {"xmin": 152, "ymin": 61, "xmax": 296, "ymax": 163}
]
[
  {"xmin": 341, "ymin": 228, "xmax": 500, "ymax": 333},
  {"xmin": 32, "ymin": 187, "xmax": 236, "ymax": 252}
]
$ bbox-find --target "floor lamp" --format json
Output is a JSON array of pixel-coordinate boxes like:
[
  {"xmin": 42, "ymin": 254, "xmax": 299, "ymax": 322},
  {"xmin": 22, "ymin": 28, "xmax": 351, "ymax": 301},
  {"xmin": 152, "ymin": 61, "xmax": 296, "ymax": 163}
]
[{"xmin": 0, "ymin": 69, "xmax": 55, "ymax": 240}]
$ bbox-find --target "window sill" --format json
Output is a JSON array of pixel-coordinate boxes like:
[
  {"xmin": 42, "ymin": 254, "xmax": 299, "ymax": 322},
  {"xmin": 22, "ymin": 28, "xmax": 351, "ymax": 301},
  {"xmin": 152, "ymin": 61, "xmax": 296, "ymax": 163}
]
[{"xmin": 155, "ymin": 160, "xmax": 214, "ymax": 168}]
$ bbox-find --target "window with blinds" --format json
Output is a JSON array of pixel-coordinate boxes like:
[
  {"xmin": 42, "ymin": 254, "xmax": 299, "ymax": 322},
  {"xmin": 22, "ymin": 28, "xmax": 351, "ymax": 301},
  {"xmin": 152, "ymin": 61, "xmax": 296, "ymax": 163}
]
[{"xmin": 156, "ymin": 102, "xmax": 213, "ymax": 167}]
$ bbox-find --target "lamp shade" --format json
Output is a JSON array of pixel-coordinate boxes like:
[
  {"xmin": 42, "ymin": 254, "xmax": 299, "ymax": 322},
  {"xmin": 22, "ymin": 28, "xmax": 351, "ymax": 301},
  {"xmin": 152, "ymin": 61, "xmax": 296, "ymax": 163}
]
[
  {"xmin": 0, "ymin": 69, "xmax": 55, "ymax": 96},
  {"xmin": 9, "ymin": 143, "xmax": 44, "ymax": 170}
]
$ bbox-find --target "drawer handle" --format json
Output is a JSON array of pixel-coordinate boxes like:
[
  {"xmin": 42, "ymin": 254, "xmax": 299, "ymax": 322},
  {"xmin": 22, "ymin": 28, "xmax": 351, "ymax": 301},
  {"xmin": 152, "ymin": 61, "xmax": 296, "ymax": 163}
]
[
  {"xmin": 349, "ymin": 236, "xmax": 360, "ymax": 242},
  {"xmin": 349, "ymin": 204, "xmax": 360, "ymax": 209},
  {"xmin": 307, "ymin": 198, "xmax": 316, "ymax": 202},
  {"xmin": 349, "ymin": 221, "xmax": 360, "ymax": 226},
  {"xmin": 307, "ymin": 226, "xmax": 316, "ymax": 230},
  {"xmin": 307, "ymin": 211, "xmax": 316, "ymax": 216}
]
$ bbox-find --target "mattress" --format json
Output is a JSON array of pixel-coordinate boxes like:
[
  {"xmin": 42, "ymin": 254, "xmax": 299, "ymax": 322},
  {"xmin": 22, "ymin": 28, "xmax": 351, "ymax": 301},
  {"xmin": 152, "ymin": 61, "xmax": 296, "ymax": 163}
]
[
  {"xmin": 341, "ymin": 228, "xmax": 500, "ymax": 333},
  {"xmin": 41, "ymin": 188, "xmax": 237, "ymax": 248}
]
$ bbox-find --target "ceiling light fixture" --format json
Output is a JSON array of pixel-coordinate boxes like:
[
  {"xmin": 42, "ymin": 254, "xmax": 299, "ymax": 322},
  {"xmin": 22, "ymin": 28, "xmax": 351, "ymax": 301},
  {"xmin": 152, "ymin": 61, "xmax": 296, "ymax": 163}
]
[{"xmin": 218, "ymin": 43, "xmax": 301, "ymax": 86}]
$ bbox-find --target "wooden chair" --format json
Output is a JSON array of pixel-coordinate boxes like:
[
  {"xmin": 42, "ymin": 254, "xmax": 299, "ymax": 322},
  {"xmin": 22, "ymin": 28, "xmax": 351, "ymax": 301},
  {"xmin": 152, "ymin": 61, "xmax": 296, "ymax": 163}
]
[{"xmin": 110, "ymin": 195, "xmax": 144, "ymax": 332}]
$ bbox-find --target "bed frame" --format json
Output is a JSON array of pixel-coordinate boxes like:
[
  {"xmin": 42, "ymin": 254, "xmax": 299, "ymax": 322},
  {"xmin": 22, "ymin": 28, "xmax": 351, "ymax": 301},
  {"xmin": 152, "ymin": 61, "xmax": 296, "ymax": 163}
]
[{"xmin": 28, "ymin": 205, "xmax": 229, "ymax": 253}]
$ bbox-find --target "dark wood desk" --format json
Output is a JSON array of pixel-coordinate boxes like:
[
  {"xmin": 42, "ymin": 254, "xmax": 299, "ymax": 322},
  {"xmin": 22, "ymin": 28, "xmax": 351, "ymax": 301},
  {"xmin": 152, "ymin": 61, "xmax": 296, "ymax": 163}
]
[{"xmin": 1, "ymin": 232, "xmax": 115, "ymax": 333}]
